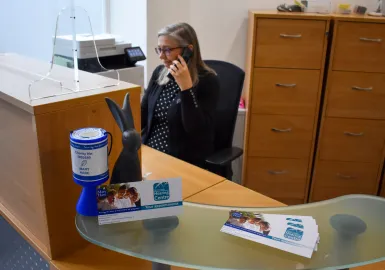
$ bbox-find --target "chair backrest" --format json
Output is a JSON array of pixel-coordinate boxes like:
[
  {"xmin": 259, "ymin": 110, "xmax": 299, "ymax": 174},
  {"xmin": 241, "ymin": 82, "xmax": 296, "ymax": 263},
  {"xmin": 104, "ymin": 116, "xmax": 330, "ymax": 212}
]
[{"xmin": 204, "ymin": 60, "xmax": 245, "ymax": 152}]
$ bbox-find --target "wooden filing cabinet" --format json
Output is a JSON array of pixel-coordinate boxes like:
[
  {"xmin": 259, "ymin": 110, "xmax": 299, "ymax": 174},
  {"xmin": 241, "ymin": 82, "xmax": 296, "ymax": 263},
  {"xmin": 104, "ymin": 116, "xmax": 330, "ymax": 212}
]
[
  {"xmin": 243, "ymin": 12, "xmax": 331, "ymax": 205},
  {"xmin": 310, "ymin": 15, "xmax": 385, "ymax": 202}
]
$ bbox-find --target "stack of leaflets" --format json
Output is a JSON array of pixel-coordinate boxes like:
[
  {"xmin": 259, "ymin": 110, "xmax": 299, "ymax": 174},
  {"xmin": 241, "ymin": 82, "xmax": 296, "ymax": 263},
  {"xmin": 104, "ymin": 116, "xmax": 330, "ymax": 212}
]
[{"xmin": 220, "ymin": 211, "xmax": 319, "ymax": 258}]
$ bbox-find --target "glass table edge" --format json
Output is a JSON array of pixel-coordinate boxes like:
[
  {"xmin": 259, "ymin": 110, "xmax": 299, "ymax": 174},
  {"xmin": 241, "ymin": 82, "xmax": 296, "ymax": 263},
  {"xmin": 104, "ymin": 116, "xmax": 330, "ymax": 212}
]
[
  {"xmin": 183, "ymin": 194, "xmax": 385, "ymax": 211},
  {"xmin": 75, "ymin": 194, "xmax": 385, "ymax": 270},
  {"xmin": 75, "ymin": 220, "xmax": 232, "ymax": 270},
  {"xmin": 317, "ymin": 256, "xmax": 385, "ymax": 270},
  {"xmin": 182, "ymin": 194, "xmax": 385, "ymax": 269},
  {"xmin": 75, "ymin": 220, "xmax": 385, "ymax": 270}
]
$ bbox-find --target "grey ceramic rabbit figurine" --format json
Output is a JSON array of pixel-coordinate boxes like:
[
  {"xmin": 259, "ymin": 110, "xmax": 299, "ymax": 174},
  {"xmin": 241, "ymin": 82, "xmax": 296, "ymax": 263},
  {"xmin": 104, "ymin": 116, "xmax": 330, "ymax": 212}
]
[{"xmin": 105, "ymin": 93, "xmax": 142, "ymax": 184}]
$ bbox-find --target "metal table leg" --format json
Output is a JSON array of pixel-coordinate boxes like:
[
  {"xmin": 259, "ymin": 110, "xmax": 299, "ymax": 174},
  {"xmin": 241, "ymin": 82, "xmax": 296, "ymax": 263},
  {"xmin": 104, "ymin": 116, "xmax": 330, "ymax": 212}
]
[{"xmin": 152, "ymin": 262, "xmax": 171, "ymax": 270}]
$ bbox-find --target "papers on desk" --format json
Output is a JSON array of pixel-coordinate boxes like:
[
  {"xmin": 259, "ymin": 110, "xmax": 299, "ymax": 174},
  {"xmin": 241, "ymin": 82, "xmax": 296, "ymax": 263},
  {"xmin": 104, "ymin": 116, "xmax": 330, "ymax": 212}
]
[
  {"xmin": 220, "ymin": 211, "xmax": 319, "ymax": 258},
  {"xmin": 97, "ymin": 178, "xmax": 183, "ymax": 225}
]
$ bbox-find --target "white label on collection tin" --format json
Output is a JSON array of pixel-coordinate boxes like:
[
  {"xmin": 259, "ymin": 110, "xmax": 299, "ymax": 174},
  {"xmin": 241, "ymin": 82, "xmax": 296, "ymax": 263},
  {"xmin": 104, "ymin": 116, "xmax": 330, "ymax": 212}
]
[{"xmin": 70, "ymin": 141, "xmax": 108, "ymax": 181}]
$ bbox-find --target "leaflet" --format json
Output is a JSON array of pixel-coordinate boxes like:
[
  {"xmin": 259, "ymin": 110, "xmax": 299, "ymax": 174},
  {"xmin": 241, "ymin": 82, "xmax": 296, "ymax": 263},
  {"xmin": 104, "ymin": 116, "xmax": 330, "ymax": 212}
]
[
  {"xmin": 220, "ymin": 211, "xmax": 320, "ymax": 258},
  {"xmin": 97, "ymin": 178, "xmax": 183, "ymax": 225}
]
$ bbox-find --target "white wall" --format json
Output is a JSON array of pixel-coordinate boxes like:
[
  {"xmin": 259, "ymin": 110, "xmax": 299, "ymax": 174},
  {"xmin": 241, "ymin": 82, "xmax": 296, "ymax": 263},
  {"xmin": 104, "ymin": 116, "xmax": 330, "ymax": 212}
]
[
  {"xmin": 0, "ymin": 0, "xmax": 104, "ymax": 62},
  {"xmin": 147, "ymin": 0, "xmax": 277, "ymax": 83},
  {"xmin": 333, "ymin": 0, "xmax": 379, "ymax": 11},
  {"xmin": 109, "ymin": 0, "xmax": 147, "ymax": 81},
  {"xmin": 1, "ymin": 0, "xmax": 379, "ymax": 75},
  {"xmin": 146, "ymin": 0, "xmax": 378, "ymax": 83},
  {"xmin": 147, "ymin": 0, "xmax": 191, "ymax": 83}
]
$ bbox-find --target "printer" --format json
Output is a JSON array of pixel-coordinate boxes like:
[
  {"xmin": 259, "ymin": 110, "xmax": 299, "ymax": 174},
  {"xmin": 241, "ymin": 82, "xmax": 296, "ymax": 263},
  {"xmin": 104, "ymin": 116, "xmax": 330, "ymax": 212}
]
[{"xmin": 54, "ymin": 34, "xmax": 145, "ymax": 88}]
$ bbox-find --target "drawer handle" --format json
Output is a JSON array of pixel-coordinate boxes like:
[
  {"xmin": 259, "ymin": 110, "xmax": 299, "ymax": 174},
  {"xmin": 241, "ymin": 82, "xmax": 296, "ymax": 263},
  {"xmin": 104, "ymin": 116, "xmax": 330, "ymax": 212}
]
[
  {"xmin": 276, "ymin": 83, "xmax": 297, "ymax": 88},
  {"xmin": 280, "ymin": 34, "xmax": 302, "ymax": 38},
  {"xmin": 352, "ymin": 86, "xmax": 373, "ymax": 91},
  {"xmin": 344, "ymin": 131, "xmax": 364, "ymax": 137},
  {"xmin": 359, "ymin": 37, "xmax": 382, "ymax": 43},
  {"xmin": 337, "ymin": 173, "xmax": 356, "ymax": 179},
  {"xmin": 272, "ymin": 128, "xmax": 292, "ymax": 133},
  {"xmin": 268, "ymin": 170, "xmax": 288, "ymax": 175}
]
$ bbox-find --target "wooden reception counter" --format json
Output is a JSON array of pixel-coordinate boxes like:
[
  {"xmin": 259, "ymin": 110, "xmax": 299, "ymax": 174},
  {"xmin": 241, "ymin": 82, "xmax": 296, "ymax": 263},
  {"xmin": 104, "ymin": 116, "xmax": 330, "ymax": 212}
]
[
  {"xmin": 0, "ymin": 54, "xmax": 141, "ymax": 260},
  {"xmin": 2, "ymin": 54, "xmax": 382, "ymax": 270}
]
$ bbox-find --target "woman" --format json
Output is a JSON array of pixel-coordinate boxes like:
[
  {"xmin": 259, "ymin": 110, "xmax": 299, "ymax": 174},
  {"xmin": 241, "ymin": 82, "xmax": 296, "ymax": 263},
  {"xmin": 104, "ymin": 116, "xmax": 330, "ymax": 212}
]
[{"xmin": 141, "ymin": 22, "xmax": 219, "ymax": 168}]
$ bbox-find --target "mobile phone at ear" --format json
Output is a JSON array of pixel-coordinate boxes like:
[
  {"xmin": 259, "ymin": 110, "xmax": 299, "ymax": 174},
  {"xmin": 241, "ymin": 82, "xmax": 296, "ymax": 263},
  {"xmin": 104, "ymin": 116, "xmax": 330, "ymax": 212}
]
[
  {"xmin": 167, "ymin": 47, "xmax": 193, "ymax": 79},
  {"xmin": 181, "ymin": 47, "xmax": 193, "ymax": 63}
]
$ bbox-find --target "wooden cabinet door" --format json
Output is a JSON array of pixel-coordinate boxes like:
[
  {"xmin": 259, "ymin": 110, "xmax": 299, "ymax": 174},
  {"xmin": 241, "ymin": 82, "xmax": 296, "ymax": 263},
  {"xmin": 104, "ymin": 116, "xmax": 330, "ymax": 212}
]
[
  {"xmin": 245, "ymin": 157, "xmax": 308, "ymax": 205},
  {"xmin": 252, "ymin": 68, "xmax": 320, "ymax": 116},
  {"xmin": 333, "ymin": 22, "xmax": 385, "ymax": 73},
  {"xmin": 248, "ymin": 115, "xmax": 314, "ymax": 159},
  {"xmin": 255, "ymin": 19, "xmax": 326, "ymax": 69},
  {"xmin": 311, "ymin": 160, "xmax": 379, "ymax": 202},
  {"xmin": 319, "ymin": 118, "xmax": 385, "ymax": 163},
  {"xmin": 326, "ymin": 71, "xmax": 385, "ymax": 119}
]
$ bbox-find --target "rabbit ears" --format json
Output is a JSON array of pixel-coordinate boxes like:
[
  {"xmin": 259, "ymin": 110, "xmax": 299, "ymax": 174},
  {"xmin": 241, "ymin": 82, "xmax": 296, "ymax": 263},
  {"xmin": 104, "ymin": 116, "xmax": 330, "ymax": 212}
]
[{"xmin": 105, "ymin": 93, "xmax": 135, "ymax": 132}]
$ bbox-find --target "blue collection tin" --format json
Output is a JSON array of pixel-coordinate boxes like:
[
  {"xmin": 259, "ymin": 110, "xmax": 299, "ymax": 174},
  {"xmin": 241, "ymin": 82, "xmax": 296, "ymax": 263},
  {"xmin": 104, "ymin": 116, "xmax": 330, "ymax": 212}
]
[{"xmin": 70, "ymin": 127, "xmax": 110, "ymax": 216}]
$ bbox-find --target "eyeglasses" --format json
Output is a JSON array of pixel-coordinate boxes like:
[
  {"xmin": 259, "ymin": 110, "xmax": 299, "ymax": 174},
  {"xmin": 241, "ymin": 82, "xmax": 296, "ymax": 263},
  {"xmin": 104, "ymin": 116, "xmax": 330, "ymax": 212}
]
[{"xmin": 155, "ymin": 46, "xmax": 184, "ymax": 56}]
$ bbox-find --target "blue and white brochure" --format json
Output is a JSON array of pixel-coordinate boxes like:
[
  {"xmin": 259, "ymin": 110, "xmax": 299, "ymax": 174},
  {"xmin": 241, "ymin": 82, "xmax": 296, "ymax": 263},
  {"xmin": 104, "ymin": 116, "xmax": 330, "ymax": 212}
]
[
  {"xmin": 220, "ymin": 211, "xmax": 319, "ymax": 258},
  {"xmin": 97, "ymin": 178, "xmax": 182, "ymax": 225}
]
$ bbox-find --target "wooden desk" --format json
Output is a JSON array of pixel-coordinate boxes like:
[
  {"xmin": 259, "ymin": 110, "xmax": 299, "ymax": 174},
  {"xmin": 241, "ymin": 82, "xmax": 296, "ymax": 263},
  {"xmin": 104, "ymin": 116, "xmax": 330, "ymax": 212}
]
[
  {"xmin": 51, "ymin": 179, "xmax": 283, "ymax": 270},
  {"xmin": 185, "ymin": 180, "xmax": 284, "ymax": 207},
  {"xmin": 2, "ymin": 56, "xmax": 381, "ymax": 270},
  {"xmin": 142, "ymin": 145, "xmax": 225, "ymax": 199},
  {"xmin": 52, "ymin": 177, "xmax": 385, "ymax": 270},
  {"xmin": 51, "ymin": 148, "xmax": 281, "ymax": 270},
  {"xmin": 51, "ymin": 146, "xmax": 225, "ymax": 270},
  {"xmin": 50, "ymin": 244, "xmax": 152, "ymax": 270}
]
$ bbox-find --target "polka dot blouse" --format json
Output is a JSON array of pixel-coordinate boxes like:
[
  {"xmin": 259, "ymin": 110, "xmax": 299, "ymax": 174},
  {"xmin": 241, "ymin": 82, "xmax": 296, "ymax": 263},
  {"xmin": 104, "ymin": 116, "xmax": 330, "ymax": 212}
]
[{"xmin": 146, "ymin": 80, "xmax": 180, "ymax": 153}]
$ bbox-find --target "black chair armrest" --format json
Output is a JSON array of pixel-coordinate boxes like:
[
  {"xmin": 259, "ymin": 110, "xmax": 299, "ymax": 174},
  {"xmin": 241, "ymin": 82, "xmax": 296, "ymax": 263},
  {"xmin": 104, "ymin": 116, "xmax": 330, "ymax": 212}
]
[{"xmin": 205, "ymin": 147, "xmax": 243, "ymax": 166}]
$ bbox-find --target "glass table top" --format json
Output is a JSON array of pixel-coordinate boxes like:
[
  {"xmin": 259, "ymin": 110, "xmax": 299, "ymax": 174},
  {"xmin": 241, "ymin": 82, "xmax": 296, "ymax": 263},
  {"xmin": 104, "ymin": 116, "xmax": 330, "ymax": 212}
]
[{"xmin": 76, "ymin": 195, "xmax": 385, "ymax": 270}]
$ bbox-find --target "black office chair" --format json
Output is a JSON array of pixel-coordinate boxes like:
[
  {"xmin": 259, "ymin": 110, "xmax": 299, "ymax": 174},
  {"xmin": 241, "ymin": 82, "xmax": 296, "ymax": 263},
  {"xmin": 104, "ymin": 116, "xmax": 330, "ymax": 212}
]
[{"xmin": 204, "ymin": 60, "xmax": 245, "ymax": 180}]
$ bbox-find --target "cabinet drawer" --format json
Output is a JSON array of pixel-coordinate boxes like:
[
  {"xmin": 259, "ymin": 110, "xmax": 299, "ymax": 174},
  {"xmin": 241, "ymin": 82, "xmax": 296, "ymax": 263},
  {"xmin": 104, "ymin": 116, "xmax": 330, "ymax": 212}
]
[
  {"xmin": 311, "ymin": 161, "xmax": 379, "ymax": 202},
  {"xmin": 326, "ymin": 71, "xmax": 385, "ymax": 119},
  {"xmin": 245, "ymin": 157, "xmax": 308, "ymax": 205},
  {"xmin": 319, "ymin": 118, "xmax": 385, "ymax": 163},
  {"xmin": 252, "ymin": 68, "xmax": 320, "ymax": 116},
  {"xmin": 255, "ymin": 19, "xmax": 326, "ymax": 69},
  {"xmin": 333, "ymin": 22, "xmax": 385, "ymax": 73},
  {"xmin": 248, "ymin": 115, "xmax": 314, "ymax": 158}
]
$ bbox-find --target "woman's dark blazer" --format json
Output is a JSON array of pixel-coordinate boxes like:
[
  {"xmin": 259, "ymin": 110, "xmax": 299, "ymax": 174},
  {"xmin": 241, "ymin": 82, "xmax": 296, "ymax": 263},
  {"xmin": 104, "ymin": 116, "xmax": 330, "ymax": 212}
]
[{"xmin": 141, "ymin": 65, "xmax": 219, "ymax": 168}]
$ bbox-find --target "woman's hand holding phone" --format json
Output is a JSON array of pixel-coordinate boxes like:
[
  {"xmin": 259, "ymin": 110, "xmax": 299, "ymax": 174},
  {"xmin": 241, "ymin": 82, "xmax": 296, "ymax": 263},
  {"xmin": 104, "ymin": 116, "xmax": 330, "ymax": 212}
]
[{"xmin": 169, "ymin": 55, "xmax": 193, "ymax": 91}]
